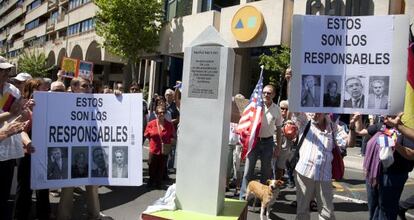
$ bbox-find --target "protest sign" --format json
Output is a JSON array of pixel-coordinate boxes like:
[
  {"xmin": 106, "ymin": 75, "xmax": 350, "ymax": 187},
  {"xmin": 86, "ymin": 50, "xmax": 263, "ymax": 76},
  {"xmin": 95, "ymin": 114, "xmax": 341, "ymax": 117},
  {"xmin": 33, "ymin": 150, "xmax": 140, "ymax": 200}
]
[
  {"xmin": 31, "ymin": 92, "xmax": 143, "ymax": 189},
  {"xmin": 289, "ymin": 15, "xmax": 409, "ymax": 114},
  {"xmin": 78, "ymin": 60, "xmax": 94, "ymax": 81},
  {"xmin": 61, "ymin": 57, "xmax": 79, "ymax": 78}
]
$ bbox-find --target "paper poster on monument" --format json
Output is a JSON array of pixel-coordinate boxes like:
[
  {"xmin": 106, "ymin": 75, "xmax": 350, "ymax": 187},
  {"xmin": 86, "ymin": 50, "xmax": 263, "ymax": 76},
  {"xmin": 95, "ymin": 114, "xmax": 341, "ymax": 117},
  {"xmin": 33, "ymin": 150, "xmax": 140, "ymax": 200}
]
[
  {"xmin": 289, "ymin": 15, "xmax": 409, "ymax": 115},
  {"xmin": 78, "ymin": 60, "xmax": 94, "ymax": 81},
  {"xmin": 31, "ymin": 92, "xmax": 143, "ymax": 189},
  {"xmin": 61, "ymin": 57, "xmax": 79, "ymax": 78}
]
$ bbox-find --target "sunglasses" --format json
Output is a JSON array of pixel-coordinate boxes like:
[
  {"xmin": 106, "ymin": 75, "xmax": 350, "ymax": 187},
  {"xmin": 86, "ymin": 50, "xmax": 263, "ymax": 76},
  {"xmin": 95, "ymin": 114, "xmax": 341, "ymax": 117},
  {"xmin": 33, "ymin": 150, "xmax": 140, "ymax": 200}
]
[{"xmin": 280, "ymin": 107, "xmax": 288, "ymax": 111}]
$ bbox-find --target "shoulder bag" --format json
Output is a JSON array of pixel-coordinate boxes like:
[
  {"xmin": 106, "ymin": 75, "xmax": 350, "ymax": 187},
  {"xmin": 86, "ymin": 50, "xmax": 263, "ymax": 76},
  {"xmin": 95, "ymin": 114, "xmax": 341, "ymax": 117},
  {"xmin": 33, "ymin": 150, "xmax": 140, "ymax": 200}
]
[{"xmin": 286, "ymin": 121, "xmax": 311, "ymax": 170}]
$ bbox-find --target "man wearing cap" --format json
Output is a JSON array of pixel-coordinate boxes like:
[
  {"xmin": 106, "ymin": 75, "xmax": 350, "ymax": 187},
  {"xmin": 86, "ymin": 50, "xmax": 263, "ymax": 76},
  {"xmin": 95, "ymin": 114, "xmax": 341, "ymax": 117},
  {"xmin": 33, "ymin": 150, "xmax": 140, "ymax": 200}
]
[
  {"xmin": 0, "ymin": 56, "xmax": 32, "ymax": 219},
  {"xmin": 12, "ymin": 72, "xmax": 32, "ymax": 93}
]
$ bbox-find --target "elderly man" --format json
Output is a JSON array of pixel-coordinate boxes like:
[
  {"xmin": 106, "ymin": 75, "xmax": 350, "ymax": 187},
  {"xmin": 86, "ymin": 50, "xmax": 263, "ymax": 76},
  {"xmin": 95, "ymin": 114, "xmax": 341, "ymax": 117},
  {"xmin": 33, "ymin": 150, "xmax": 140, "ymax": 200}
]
[
  {"xmin": 301, "ymin": 75, "xmax": 321, "ymax": 107},
  {"xmin": 58, "ymin": 77, "xmax": 107, "ymax": 220},
  {"xmin": 286, "ymin": 67, "xmax": 359, "ymax": 219},
  {"xmin": 343, "ymin": 76, "xmax": 365, "ymax": 108},
  {"xmin": 239, "ymin": 84, "xmax": 282, "ymax": 200},
  {"xmin": 112, "ymin": 148, "xmax": 128, "ymax": 178},
  {"xmin": 47, "ymin": 147, "xmax": 68, "ymax": 179},
  {"xmin": 368, "ymin": 79, "xmax": 388, "ymax": 109},
  {"xmin": 50, "ymin": 81, "xmax": 66, "ymax": 92}
]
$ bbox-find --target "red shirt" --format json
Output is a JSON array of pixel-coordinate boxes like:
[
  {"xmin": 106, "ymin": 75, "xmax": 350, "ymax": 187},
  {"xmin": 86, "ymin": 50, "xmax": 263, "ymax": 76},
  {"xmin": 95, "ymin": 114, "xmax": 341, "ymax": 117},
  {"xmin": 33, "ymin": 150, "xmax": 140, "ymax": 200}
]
[{"xmin": 144, "ymin": 119, "xmax": 175, "ymax": 155}]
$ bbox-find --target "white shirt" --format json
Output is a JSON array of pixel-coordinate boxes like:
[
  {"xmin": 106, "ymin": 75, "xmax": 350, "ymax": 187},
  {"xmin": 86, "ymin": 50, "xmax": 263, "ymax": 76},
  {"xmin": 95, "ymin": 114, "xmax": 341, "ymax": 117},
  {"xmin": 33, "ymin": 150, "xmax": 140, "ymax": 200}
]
[
  {"xmin": 0, "ymin": 83, "xmax": 23, "ymax": 161},
  {"xmin": 258, "ymin": 102, "xmax": 282, "ymax": 138}
]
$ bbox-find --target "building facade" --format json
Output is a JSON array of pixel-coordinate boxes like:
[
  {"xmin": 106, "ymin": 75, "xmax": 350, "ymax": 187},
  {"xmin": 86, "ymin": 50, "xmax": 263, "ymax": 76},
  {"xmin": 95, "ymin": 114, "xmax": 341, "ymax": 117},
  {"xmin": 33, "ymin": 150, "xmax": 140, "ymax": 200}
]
[{"xmin": 0, "ymin": 0, "xmax": 412, "ymax": 99}]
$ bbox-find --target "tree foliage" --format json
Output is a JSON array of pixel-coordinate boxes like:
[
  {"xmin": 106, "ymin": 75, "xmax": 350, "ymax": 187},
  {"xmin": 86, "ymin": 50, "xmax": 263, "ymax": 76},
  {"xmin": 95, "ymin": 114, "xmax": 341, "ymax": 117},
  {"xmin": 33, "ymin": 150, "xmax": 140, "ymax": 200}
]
[
  {"xmin": 17, "ymin": 51, "xmax": 53, "ymax": 78},
  {"xmin": 94, "ymin": 0, "xmax": 164, "ymax": 63},
  {"xmin": 259, "ymin": 45, "xmax": 291, "ymax": 100}
]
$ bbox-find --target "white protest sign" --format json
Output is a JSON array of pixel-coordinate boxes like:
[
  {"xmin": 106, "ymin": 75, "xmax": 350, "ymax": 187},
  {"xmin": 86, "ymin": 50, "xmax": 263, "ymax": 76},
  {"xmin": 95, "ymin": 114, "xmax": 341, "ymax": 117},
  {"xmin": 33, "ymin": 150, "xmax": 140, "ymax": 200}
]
[
  {"xmin": 290, "ymin": 15, "xmax": 409, "ymax": 114},
  {"xmin": 31, "ymin": 92, "xmax": 142, "ymax": 189}
]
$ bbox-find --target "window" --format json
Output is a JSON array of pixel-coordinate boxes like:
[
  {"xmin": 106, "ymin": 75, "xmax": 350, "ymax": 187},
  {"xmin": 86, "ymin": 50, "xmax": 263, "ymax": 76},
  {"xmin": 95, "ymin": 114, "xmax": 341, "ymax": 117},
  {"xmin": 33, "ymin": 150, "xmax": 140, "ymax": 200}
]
[
  {"xmin": 69, "ymin": 0, "xmax": 90, "ymax": 10},
  {"xmin": 50, "ymin": 11, "xmax": 58, "ymax": 22},
  {"xmin": 201, "ymin": 0, "xmax": 239, "ymax": 12},
  {"xmin": 67, "ymin": 23, "xmax": 80, "ymax": 36},
  {"xmin": 165, "ymin": 0, "xmax": 192, "ymax": 20},
  {"xmin": 25, "ymin": 18, "xmax": 39, "ymax": 30},
  {"xmin": 27, "ymin": 0, "xmax": 41, "ymax": 11},
  {"xmin": 67, "ymin": 18, "xmax": 94, "ymax": 36}
]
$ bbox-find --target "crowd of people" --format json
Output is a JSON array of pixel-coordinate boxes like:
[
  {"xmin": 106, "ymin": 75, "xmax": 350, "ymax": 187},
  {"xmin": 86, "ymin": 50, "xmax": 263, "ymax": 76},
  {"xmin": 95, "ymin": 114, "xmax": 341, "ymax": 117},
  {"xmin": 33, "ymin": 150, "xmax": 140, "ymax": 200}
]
[
  {"xmin": 0, "ymin": 50, "xmax": 413, "ymax": 220},
  {"xmin": 226, "ymin": 67, "xmax": 414, "ymax": 220},
  {"xmin": 0, "ymin": 55, "xmax": 181, "ymax": 219}
]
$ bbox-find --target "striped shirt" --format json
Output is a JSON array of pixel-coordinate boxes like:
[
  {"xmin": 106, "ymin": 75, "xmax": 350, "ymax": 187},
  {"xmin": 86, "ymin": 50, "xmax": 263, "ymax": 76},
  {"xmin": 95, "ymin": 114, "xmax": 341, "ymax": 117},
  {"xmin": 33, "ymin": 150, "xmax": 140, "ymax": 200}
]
[{"xmin": 292, "ymin": 113, "xmax": 348, "ymax": 181}]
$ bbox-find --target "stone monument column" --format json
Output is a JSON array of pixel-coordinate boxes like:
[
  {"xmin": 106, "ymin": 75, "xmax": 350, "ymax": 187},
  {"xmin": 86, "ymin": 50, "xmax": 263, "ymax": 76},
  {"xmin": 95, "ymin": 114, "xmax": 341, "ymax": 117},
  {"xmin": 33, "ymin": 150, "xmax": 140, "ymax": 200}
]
[{"xmin": 175, "ymin": 26, "xmax": 235, "ymax": 215}]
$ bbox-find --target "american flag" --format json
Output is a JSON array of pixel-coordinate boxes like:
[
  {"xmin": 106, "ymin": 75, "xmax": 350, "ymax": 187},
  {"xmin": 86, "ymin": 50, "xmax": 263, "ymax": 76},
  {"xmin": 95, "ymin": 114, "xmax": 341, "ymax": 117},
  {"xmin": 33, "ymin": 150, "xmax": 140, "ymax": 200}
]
[{"xmin": 237, "ymin": 66, "xmax": 264, "ymax": 159}]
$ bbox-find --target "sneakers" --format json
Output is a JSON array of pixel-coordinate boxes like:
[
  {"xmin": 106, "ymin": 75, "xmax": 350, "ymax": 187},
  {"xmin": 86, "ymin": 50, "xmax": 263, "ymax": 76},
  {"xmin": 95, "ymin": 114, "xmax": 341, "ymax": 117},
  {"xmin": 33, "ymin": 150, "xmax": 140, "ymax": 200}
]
[{"xmin": 398, "ymin": 207, "xmax": 407, "ymax": 220}]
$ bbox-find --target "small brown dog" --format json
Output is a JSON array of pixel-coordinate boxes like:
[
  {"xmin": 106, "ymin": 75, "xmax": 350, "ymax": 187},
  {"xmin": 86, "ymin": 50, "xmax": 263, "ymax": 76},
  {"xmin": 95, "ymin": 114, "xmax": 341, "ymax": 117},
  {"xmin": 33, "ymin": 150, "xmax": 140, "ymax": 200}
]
[{"xmin": 245, "ymin": 179, "xmax": 284, "ymax": 220}]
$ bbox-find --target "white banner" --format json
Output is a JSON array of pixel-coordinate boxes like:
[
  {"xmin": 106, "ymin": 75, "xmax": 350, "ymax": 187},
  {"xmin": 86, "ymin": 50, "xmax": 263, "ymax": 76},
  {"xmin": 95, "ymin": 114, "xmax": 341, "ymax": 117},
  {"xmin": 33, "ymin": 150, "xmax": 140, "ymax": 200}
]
[
  {"xmin": 290, "ymin": 15, "xmax": 409, "ymax": 114},
  {"xmin": 31, "ymin": 92, "xmax": 143, "ymax": 189}
]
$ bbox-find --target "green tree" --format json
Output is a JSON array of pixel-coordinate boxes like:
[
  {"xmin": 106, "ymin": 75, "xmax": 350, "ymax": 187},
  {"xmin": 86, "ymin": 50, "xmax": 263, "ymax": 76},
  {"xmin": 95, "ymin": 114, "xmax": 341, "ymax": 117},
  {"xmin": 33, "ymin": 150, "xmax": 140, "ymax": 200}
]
[
  {"xmin": 95, "ymin": 0, "xmax": 163, "ymax": 83},
  {"xmin": 259, "ymin": 44, "xmax": 291, "ymax": 101},
  {"xmin": 17, "ymin": 51, "xmax": 53, "ymax": 78}
]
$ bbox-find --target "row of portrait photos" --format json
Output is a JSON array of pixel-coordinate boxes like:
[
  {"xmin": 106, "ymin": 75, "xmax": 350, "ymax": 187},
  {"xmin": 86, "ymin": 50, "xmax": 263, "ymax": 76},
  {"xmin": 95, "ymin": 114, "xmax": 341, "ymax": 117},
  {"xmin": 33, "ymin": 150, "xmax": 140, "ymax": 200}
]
[
  {"xmin": 47, "ymin": 146, "xmax": 129, "ymax": 180},
  {"xmin": 300, "ymin": 74, "xmax": 390, "ymax": 110}
]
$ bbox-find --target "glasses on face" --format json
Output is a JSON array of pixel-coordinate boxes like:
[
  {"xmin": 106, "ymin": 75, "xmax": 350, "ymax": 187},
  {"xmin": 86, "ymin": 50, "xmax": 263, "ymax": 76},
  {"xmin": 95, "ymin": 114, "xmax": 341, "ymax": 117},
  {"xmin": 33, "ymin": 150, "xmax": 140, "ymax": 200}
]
[
  {"xmin": 130, "ymin": 87, "xmax": 139, "ymax": 91},
  {"xmin": 263, "ymin": 91, "xmax": 272, "ymax": 95},
  {"xmin": 280, "ymin": 107, "xmax": 288, "ymax": 111}
]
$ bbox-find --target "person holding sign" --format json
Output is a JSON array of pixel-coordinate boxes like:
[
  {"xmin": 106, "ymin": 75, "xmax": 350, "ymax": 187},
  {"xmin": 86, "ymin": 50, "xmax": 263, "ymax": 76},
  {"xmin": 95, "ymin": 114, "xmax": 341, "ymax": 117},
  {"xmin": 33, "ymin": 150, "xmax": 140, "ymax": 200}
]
[
  {"xmin": 343, "ymin": 76, "xmax": 365, "ymax": 108},
  {"xmin": 144, "ymin": 105, "xmax": 175, "ymax": 189},
  {"xmin": 57, "ymin": 77, "xmax": 106, "ymax": 220},
  {"xmin": 286, "ymin": 68, "xmax": 360, "ymax": 220}
]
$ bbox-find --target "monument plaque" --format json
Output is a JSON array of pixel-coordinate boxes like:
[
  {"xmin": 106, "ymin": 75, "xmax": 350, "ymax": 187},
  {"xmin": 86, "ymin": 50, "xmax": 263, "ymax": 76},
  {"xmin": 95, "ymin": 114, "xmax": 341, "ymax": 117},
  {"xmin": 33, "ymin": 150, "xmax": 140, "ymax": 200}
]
[{"xmin": 189, "ymin": 47, "xmax": 221, "ymax": 99}]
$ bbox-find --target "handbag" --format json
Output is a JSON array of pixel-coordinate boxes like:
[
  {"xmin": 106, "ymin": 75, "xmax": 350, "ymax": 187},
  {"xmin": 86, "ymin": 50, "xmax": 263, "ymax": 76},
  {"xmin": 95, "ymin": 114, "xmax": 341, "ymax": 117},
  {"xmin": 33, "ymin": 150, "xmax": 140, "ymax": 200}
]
[
  {"xmin": 331, "ymin": 124, "xmax": 345, "ymax": 180},
  {"xmin": 156, "ymin": 120, "xmax": 172, "ymax": 156},
  {"xmin": 286, "ymin": 121, "xmax": 311, "ymax": 170}
]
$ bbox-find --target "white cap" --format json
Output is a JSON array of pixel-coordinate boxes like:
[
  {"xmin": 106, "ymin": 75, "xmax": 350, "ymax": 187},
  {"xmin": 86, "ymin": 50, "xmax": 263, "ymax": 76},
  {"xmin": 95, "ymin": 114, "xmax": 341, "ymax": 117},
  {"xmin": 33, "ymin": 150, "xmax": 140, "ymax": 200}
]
[
  {"xmin": 13, "ymin": 72, "xmax": 32, "ymax": 82},
  {"xmin": 0, "ymin": 56, "xmax": 14, "ymax": 69}
]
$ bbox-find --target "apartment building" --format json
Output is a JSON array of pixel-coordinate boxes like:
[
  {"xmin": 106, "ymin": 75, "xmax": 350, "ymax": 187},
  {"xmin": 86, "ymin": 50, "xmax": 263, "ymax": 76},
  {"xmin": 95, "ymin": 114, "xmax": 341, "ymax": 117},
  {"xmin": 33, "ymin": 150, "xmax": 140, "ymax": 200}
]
[
  {"xmin": 0, "ymin": 0, "xmax": 412, "ymax": 98},
  {"xmin": 0, "ymin": 0, "xmax": 126, "ymax": 83}
]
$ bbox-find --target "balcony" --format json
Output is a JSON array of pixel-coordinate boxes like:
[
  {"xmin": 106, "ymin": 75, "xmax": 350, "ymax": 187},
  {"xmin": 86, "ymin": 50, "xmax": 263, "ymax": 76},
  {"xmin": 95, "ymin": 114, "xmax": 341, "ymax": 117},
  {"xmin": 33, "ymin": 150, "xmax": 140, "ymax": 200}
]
[
  {"xmin": 25, "ymin": 2, "xmax": 48, "ymax": 25},
  {"xmin": 48, "ymin": 0, "xmax": 58, "ymax": 11},
  {"xmin": 9, "ymin": 22, "xmax": 25, "ymax": 36},
  {"xmin": 0, "ymin": 7, "xmax": 24, "ymax": 29},
  {"xmin": 0, "ymin": 0, "xmax": 18, "ymax": 17},
  {"xmin": 46, "ymin": 20, "xmax": 55, "ymax": 32},
  {"xmin": 24, "ymin": 22, "xmax": 46, "ymax": 41},
  {"xmin": 9, "ymin": 37, "xmax": 24, "ymax": 51}
]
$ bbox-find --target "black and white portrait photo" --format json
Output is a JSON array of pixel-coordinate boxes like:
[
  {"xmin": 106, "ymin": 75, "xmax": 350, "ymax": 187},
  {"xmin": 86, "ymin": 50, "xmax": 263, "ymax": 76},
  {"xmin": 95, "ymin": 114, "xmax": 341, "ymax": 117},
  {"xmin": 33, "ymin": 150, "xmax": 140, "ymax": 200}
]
[
  {"xmin": 323, "ymin": 75, "xmax": 342, "ymax": 107},
  {"xmin": 71, "ymin": 147, "xmax": 89, "ymax": 178},
  {"xmin": 91, "ymin": 147, "xmax": 109, "ymax": 178},
  {"xmin": 343, "ymin": 76, "xmax": 366, "ymax": 108},
  {"xmin": 47, "ymin": 147, "xmax": 68, "ymax": 180},
  {"xmin": 368, "ymin": 76, "xmax": 390, "ymax": 109},
  {"xmin": 112, "ymin": 147, "xmax": 128, "ymax": 178},
  {"xmin": 301, "ymin": 75, "xmax": 321, "ymax": 107}
]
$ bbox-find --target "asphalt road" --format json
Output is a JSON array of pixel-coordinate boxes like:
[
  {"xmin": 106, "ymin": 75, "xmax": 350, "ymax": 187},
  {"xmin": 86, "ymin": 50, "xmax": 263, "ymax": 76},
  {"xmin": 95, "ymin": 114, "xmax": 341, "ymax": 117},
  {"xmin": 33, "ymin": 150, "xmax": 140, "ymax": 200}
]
[{"xmin": 8, "ymin": 146, "xmax": 414, "ymax": 220}]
